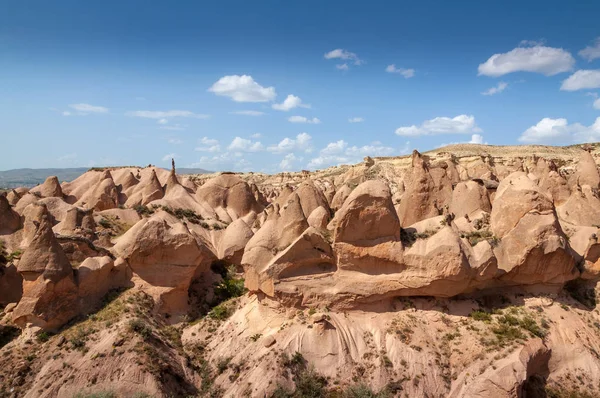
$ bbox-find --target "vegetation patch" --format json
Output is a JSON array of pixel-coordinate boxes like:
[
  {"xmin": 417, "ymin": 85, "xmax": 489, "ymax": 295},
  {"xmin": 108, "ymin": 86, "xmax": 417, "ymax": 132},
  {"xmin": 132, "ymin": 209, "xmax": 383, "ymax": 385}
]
[{"xmin": 460, "ymin": 230, "xmax": 499, "ymax": 247}]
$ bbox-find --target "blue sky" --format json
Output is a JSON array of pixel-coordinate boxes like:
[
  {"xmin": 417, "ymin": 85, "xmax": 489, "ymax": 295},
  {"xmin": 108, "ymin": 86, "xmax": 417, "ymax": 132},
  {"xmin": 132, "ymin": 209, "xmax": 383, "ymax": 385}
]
[{"xmin": 1, "ymin": 0, "xmax": 600, "ymax": 172}]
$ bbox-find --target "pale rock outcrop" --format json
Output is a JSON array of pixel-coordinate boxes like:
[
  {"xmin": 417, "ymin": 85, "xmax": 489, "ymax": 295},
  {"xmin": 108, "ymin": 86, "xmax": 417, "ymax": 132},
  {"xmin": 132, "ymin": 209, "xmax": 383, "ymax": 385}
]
[
  {"xmin": 245, "ymin": 227, "xmax": 335, "ymax": 297},
  {"xmin": 76, "ymin": 256, "xmax": 131, "ymax": 313},
  {"xmin": 450, "ymin": 338, "xmax": 550, "ymax": 398},
  {"xmin": 491, "ymin": 172, "xmax": 577, "ymax": 286},
  {"xmin": 242, "ymin": 193, "xmax": 309, "ymax": 276},
  {"xmin": 557, "ymin": 184, "xmax": 600, "ymax": 227},
  {"xmin": 397, "ymin": 150, "xmax": 452, "ymax": 226},
  {"xmin": 294, "ymin": 179, "xmax": 330, "ymax": 219},
  {"xmin": 30, "ymin": 176, "xmax": 63, "ymax": 198},
  {"xmin": 113, "ymin": 212, "xmax": 216, "ymax": 318},
  {"xmin": 13, "ymin": 192, "xmax": 39, "ymax": 214},
  {"xmin": 12, "ymin": 213, "xmax": 78, "ymax": 330},
  {"xmin": 196, "ymin": 174, "xmax": 263, "ymax": 221},
  {"xmin": 529, "ymin": 157, "xmax": 570, "ymax": 205},
  {"xmin": 6, "ymin": 189, "xmax": 22, "ymax": 206},
  {"xmin": 272, "ymin": 185, "xmax": 294, "ymax": 208},
  {"xmin": 330, "ymin": 184, "xmax": 353, "ymax": 212},
  {"xmin": 574, "ymin": 149, "xmax": 600, "ymax": 188},
  {"xmin": 333, "ymin": 179, "xmax": 399, "ymax": 244},
  {"xmin": 306, "ymin": 206, "xmax": 329, "ymax": 230},
  {"xmin": 449, "ymin": 180, "xmax": 491, "ymax": 219},
  {"xmin": 124, "ymin": 169, "xmax": 164, "ymax": 206},
  {"xmin": 217, "ymin": 218, "xmax": 254, "ymax": 266},
  {"xmin": 76, "ymin": 170, "xmax": 119, "ymax": 211}
]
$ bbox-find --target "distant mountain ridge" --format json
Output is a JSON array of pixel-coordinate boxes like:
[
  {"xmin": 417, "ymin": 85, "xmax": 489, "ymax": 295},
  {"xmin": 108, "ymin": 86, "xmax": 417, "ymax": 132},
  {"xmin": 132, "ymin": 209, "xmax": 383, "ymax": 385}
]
[{"xmin": 0, "ymin": 167, "xmax": 211, "ymax": 189}]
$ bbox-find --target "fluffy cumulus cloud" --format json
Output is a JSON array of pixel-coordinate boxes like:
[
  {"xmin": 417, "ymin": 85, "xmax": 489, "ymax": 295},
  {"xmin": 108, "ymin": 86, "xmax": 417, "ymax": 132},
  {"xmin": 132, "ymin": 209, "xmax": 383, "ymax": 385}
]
[
  {"xmin": 126, "ymin": 110, "xmax": 209, "ymax": 119},
  {"xmin": 288, "ymin": 116, "xmax": 321, "ymax": 124},
  {"xmin": 595, "ymin": 98, "xmax": 600, "ymax": 110},
  {"xmin": 336, "ymin": 63, "xmax": 349, "ymax": 71},
  {"xmin": 560, "ymin": 70, "xmax": 600, "ymax": 91},
  {"xmin": 227, "ymin": 137, "xmax": 264, "ymax": 152},
  {"xmin": 279, "ymin": 153, "xmax": 302, "ymax": 171},
  {"xmin": 230, "ymin": 110, "xmax": 265, "ymax": 116},
  {"xmin": 324, "ymin": 48, "xmax": 363, "ymax": 65},
  {"xmin": 272, "ymin": 94, "xmax": 310, "ymax": 111},
  {"xmin": 348, "ymin": 117, "xmax": 364, "ymax": 123},
  {"xmin": 267, "ymin": 133, "xmax": 312, "ymax": 154},
  {"xmin": 188, "ymin": 153, "xmax": 251, "ymax": 171},
  {"xmin": 69, "ymin": 103, "xmax": 108, "ymax": 114},
  {"xmin": 208, "ymin": 75, "xmax": 276, "ymax": 102},
  {"xmin": 161, "ymin": 153, "xmax": 178, "ymax": 162},
  {"xmin": 395, "ymin": 115, "xmax": 481, "ymax": 136},
  {"xmin": 307, "ymin": 140, "xmax": 407, "ymax": 170},
  {"xmin": 478, "ymin": 46, "xmax": 575, "ymax": 77},
  {"xmin": 195, "ymin": 137, "xmax": 221, "ymax": 153},
  {"xmin": 481, "ymin": 82, "xmax": 508, "ymax": 96},
  {"xmin": 469, "ymin": 134, "xmax": 485, "ymax": 144},
  {"xmin": 518, "ymin": 117, "xmax": 600, "ymax": 143},
  {"xmin": 579, "ymin": 38, "xmax": 600, "ymax": 62},
  {"xmin": 385, "ymin": 65, "xmax": 415, "ymax": 78}
]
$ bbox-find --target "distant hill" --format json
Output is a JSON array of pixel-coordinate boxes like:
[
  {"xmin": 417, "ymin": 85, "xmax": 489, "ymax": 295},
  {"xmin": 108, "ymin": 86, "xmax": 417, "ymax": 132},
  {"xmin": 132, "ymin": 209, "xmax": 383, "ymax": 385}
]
[{"xmin": 0, "ymin": 167, "xmax": 211, "ymax": 189}]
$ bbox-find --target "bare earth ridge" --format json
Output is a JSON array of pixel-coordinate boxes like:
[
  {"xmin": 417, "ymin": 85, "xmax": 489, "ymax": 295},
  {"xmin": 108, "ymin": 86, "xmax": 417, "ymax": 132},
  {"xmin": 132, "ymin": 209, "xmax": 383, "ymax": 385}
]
[{"xmin": 2, "ymin": 143, "xmax": 600, "ymax": 397}]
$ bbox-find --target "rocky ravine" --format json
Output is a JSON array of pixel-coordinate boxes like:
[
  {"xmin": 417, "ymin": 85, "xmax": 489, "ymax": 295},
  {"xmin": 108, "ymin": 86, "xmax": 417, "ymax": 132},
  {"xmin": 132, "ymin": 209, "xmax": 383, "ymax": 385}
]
[{"xmin": 2, "ymin": 143, "xmax": 600, "ymax": 397}]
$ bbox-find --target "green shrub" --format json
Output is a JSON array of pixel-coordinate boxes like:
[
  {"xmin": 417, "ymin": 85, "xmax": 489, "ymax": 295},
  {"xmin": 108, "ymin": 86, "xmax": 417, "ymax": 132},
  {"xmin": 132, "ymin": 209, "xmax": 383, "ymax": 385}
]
[
  {"xmin": 470, "ymin": 310, "xmax": 492, "ymax": 322},
  {"xmin": 128, "ymin": 319, "xmax": 152, "ymax": 340},
  {"xmin": 37, "ymin": 331, "xmax": 50, "ymax": 343},
  {"xmin": 294, "ymin": 368, "xmax": 328, "ymax": 398},
  {"xmin": 209, "ymin": 303, "xmax": 232, "ymax": 321}
]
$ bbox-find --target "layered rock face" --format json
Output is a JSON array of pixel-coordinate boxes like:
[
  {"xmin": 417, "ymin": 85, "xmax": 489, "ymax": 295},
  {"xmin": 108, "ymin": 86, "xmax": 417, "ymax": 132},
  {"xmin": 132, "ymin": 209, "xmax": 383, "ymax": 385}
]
[{"xmin": 2, "ymin": 146, "xmax": 600, "ymax": 397}]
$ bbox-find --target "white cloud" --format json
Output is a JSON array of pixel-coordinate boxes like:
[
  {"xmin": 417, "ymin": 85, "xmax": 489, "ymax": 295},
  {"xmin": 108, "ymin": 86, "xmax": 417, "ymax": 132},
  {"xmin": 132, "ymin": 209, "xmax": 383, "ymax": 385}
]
[
  {"xmin": 385, "ymin": 65, "xmax": 415, "ymax": 78},
  {"xmin": 168, "ymin": 138, "xmax": 183, "ymax": 144},
  {"xmin": 395, "ymin": 115, "xmax": 482, "ymax": 136},
  {"xmin": 126, "ymin": 110, "xmax": 209, "ymax": 119},
  {"xmin": 336, "ymin": 63, "xmax": 349, "ymax": 71},
  {"xmin": 267, "ymin": 133, "xmax": 313, "ymax": 154},
  {"xmin": 594, "ymin": 98, "xmax": 600, "ymax": 110},
  {"xmin": 478, "ymin": 46, "xmax": 575, "ymax": 77},
  {"xmin": 69, "ymin": 103, "xmax": 109, "ymax": 114},
  {"xmin": 195, "ymin": 137, "xmax": 221, "ymax": 152},
  {"xmin": 481, "ymin": 82, "xmax": 508, "ymax": 96},
  {"xmin": 200, "ymin": 137, "xmax": 219, "ymax": 145},
  {"xmin": 307, "ymin": 140, "xmax": 409, "ymax": 170},
  {"xmin": 62, "ymin": 111, "xmax": 72, "ymax": 116},
  {"xmin": 251, "ymin": 133, "xmax": 262, "ymax": 139},
  {"xmin": 345, "ymin": 144, "xmax": 396, "ymax": 157},
  {"xmin": 227, "ymin": 137, "xmax": 264, "ymax": 152},
  {"xmin": 162, "ymin": 153, "xmax": 178, "ymax": 162},
  {"xmin": 518, "ymin": 117, "xmax": 600, "ymax": 143},
  {"xmin": 272, "ymin": 94, "xmax": 310, "ymax": 111},
  {"xmin": 230, "ymin": 110, "xmax": 265, "ymax": 116},
  {"xmin": 158, "ymin": 118, "xmax": 169, "ymax": 124},
  {"xmin": 348, "ymin": 117, "xmax": 364, "ymax": 123},
  {"xmin": 560, "ymin": 70, "xmax": 600, "ymax": 91},
  {"xmin": 469, "ymin": 134, "xmax": 485, "ymax": 144},
  {"xmin": 208, "ymin": 75, "xmax": 276, "ymax": 102},
  {"xmin": 288, "ymin": 116, "xmax": 321, "ymax": 124},
  {"xmin": 579, "ymin": 38, "xmax": 600, "ymax": 62},
  {"xmin": 279, "ymin": 153, "xmax": 302, "ymax": 171},
  {"xmin": 324, "ymin": 49, "xmax": 363, "ymax": 66}
]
